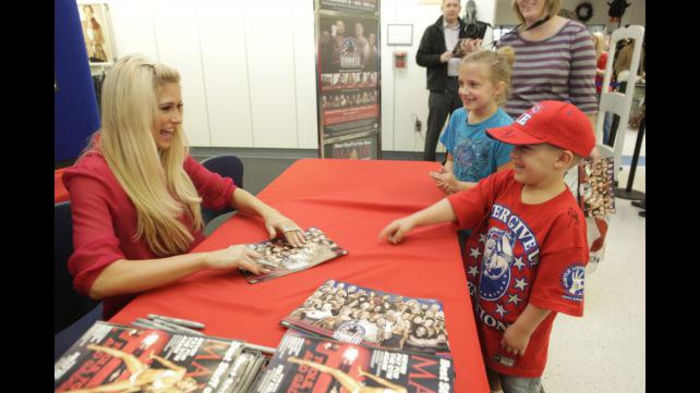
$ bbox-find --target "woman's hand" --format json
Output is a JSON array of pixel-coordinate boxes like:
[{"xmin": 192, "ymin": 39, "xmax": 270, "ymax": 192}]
[
  {"xmin": 203, "ymin": 245, "xmax": 270, "ymax": 275},
  {"xmin": 460, "ymin": 38, "xmax": 483, "ymax": 55},
  {"xmin": 379, "ymin": 216, "xmax": 416, "ymax": 245},
  {"xmin": 440, "ymin": 51, "xmax": 454, "ymax": 63},
  {"xmin": 589, "ymin": 145, "xmax": 601, "ymax": 164},
  {"xmin": 263, "ymin": 212, "xmax": 306, "ymax": 247}
]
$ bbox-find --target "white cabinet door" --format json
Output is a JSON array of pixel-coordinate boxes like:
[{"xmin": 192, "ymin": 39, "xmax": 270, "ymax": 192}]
[
  {"xmin": 198, "ymin": 1, "xmax": 254, "ymax": 147},
  {"xmin": 153, "ymin": 0, "xmax": 211, "ymax": 147},
  {"xmin": 244, "ymin": 3, "xmax": 299, "ymax": 148}
]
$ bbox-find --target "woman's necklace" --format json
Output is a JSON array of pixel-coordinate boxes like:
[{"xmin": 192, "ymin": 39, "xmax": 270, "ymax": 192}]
[{"xmin": 523, "ymin": 15, "xmax": 551, "ymax": 32}]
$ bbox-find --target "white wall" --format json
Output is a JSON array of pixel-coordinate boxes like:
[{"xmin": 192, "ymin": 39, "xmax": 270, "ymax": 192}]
[
  {"xmin": 380, "ymin": 0, "xmax": 495, "ymax": 152},
  {"xmin": 99, "ymin": 0, "xmax": 318, "ymax": 149},
  {"xmin": 86, "ymin": 0, "xmax": 641, "ymax": 152}
]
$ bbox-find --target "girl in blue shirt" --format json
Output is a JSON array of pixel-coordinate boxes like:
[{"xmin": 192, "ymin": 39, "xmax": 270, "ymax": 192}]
[{"xmin": 430, "ymin": 48, "xmax": 516, "ymax": 193}]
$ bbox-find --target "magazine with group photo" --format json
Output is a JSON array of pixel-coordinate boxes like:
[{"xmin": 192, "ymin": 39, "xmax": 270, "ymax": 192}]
[
  {"xmin": 578, "ymin": 156, "xmax": 616, "ymax": 218},
  {"xmin": 281, "ymin": 280, "xmax": 451, "ymax": 356},
  {"xmin": 240, "ymin": 227, "xmax": 349, "ymax": 284},
  {"xmin": 251, "ymin": 330, "xmax": 455, "ymax": 393}
]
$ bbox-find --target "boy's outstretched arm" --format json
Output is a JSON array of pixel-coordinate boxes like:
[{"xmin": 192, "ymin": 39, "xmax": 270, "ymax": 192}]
[
  {"xmin": 500, "ymin": 303, "xmax": 552, "ymax": 356},
  {"xmin": 379, "ymin": 198, "xmax": 457, "ymax": 244}
]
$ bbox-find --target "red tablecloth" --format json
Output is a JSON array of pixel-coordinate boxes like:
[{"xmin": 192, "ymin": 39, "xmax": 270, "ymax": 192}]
[
  {"xmin": 55, "ymin": 168, "xmax": 69, "ymax": 203},
  {"xmin": 110, "ymin": 158, "xmax": 489, "ymax": 393}
]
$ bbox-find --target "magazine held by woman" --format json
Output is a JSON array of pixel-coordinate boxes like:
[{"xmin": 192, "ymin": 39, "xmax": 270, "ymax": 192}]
[{"xmin": 240, "ymin": 227, "xmax": 348, "ymax": 284}]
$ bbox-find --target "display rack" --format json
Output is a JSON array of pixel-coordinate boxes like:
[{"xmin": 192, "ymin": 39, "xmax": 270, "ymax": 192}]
[
  {"xmin": 594, "ymin": 25, "xmax": 645, "ymax": 184},
  {"xmin": 614, "ymin": 113, "xmax": 645, "ymax": 200}
]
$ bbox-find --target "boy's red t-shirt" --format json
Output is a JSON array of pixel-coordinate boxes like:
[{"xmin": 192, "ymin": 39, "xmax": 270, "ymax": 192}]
[{"xmin": 447, "ymin": 169, "xmax": 589, "ymax": 377}]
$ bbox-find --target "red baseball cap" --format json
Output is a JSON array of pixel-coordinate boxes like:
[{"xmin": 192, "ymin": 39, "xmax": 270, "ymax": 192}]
[{"xmin": 486, "ymin": 101, "xmax": 596, "ymax": 157}]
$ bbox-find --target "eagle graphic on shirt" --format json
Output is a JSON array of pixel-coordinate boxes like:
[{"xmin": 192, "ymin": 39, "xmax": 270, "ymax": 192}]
[
  {"xmin": 479, "ymin": 228, "xmax": 517, "ymax": 301},
  {"xmin": 465, "ymin": 204, "xmax": 542, "ymax": 330},
  {"xmin": 453, "ymin": 136, "xmax": 492, "ymax": 182}
]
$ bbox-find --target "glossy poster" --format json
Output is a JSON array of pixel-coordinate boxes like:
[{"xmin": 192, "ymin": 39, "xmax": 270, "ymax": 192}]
[{"xmin": 316, "ymin": 1, "xmax": 381, "ymax": 158}]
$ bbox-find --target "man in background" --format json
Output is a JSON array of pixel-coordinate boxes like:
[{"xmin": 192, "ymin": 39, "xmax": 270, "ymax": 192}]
[{"xmin": 416, "ymin": 0, "xmax": 469, "ymax": 162}]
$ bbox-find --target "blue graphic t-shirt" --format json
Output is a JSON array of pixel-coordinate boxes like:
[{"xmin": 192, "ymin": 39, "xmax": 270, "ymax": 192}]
[{"xmin": 439, "ymin": 107, "xmax": 514, "ymax": 182}]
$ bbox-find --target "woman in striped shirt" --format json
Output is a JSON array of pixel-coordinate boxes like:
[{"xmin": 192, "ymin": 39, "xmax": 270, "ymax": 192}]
[{"xmin": 496, "ymin": 0, "xmax": 598, "ymax": 126}]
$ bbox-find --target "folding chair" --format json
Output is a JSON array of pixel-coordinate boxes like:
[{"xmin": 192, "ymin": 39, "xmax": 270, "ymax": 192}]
[
  {"xmin": 54, "ymin": 201, "xmax": 103, "ymax": 359},
  {"xmin": 200, "ymin": 155, "xmax": 244, "ymax": 228}
]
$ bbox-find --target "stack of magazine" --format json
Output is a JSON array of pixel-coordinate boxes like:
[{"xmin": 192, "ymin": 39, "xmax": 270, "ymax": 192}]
[
  {"xmin": 54, "ymin": 280, "xmax": 456, "ymax": 391},
  {"xmin": 250, "ymin": 279, "xmax": 456, "ymax": 392},
  {"xmin": 252, "ymin": 330, "xmax": 455, "ymax": 393},
  {"xmin": 54, "ymin": 321, "xmax": 268, "ymax": 393},
  {"xmin": 241, "ymin": 227, "xmax": 348, "ymax": 284},
  {"xmin": 280, "ymin": 279, "xmax": 451, "ymax": 356}
]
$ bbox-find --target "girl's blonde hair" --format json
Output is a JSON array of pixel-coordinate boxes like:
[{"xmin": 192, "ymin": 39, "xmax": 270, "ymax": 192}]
[
  {"xmin": 460, "ymin": 47, "xmax": 515, "ymax": 106},
  {"xmin": 591, "ymin": 32, "xmax": 606, "ymax": 59},
  {"xmin": 90, "ymin": 54, "xmax": 203, "ymax": 256},
  {"xmin": 511, "ymin": 0, "xmax": 561, "ymax": 25}
]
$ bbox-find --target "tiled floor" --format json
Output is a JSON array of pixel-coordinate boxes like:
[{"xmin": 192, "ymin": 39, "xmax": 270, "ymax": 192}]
[{"xmin": 542, "ymin": 125, "xmax": 645, "ymax": 393}]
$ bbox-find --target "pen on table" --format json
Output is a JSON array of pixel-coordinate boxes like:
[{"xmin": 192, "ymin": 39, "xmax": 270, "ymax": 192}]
[
  {"xmin": 132, "ymin": 318, "xmax": 178, "ymax": 333},
  {"xmin": 243, "ymin": 343, "xmax": 276, "ymax": 355},
  {"xmin": 145, "ymin": 317, "xmax": 205, "ymax": 336},
  {"xmin": 147, "ymin": 314, "xmax": 206, "ymax": 330},
  {"xmin": 131, "ymin": 321, "xmax": 162, "ymax": 331}
]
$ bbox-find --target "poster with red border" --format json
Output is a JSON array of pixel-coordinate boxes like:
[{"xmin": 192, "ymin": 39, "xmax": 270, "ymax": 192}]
[{"xmin": 316, "ymin": 1, "xmax": 381, "ymax": 158}]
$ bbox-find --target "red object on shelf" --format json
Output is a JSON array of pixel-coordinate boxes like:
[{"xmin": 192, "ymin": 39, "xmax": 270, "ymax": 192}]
[
  {"xmin": 55, "ymin": 168, "xmax": 70, "ymax": 203},
  {"xmin": 394, "ymin": 51, "xmax": 407, "ymax": 68}
]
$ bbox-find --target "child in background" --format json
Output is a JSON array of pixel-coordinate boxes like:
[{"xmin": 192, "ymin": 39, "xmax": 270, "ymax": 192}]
[
  {"xmin": 380, "ymin": 101, "xmax": 594, "ymax": 393},
  {"xmin": 429, "ymin": 48, "xmax": 516, "ymax": 195},
  {"xmin": 591, "ymin": 32, "xmax": 609, "ymax": 97}
]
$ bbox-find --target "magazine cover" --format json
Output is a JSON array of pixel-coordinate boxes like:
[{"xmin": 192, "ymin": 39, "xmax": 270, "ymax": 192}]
[
  {"xmin": 54, "ymin": 321, "xmax": 249, "ymax": 392},
  {"xmin": 281, "ymin": 280, "xmax": 450, "ymax": 356},
  {"xmin": 241, "ymin": 227, "xmax": 348, "ymax": 284},
  {"xmin": 252, "ymin": 330, "xmax": 455, "ymax": 393},
  {"xmin": 578, "ymin": 156, "xmax": 616, "ymax": 218}
]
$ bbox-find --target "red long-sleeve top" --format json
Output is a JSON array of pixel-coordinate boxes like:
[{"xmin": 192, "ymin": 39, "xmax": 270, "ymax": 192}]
[{"xmin": 62, "ymin": 150, "xmax": 236, "ymax": 319}]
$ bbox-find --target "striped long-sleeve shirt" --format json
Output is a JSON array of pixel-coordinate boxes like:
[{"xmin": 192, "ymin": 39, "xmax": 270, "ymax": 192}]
[{"xmin": 497, "ymin": 20, "xmax": 598, "ymax": 119}]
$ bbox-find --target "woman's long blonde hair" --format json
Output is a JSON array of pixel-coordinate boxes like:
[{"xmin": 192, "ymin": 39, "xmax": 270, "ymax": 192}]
[
  {"xmin": 591, "ymin": 32, "xmax": 606, "ymax": 59},
  {"xmin": 92, "ymin": 54, "xmax": 203, "ymax": 256}
]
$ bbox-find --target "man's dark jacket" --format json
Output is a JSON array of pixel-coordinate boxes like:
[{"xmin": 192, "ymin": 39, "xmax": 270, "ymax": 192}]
[{"xmin": 416, "ymin": 16, "xmax": 468, "ymax": 92}]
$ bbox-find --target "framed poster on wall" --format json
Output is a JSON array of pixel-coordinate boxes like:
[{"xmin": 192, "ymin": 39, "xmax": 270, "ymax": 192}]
[
  {"xmin": 387, "ymin": 24, "xmax": 413, "ymax": 46},
  {"xmin": 77, "ymin": 1, "xmax": 116, "ymax": 65},
  {"xmin": 316, "ymin": 0, "xmax": 381, "ymax": 159}
]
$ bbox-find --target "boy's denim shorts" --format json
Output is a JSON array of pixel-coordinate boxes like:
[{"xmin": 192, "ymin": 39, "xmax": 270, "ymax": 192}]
[{"xmin": 500, "ymin": 373, "xmax": 544, "ymax": 393}]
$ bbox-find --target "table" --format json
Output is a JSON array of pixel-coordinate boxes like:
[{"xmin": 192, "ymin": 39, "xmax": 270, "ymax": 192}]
[{"xmin": 110, "ymin": 158, "xmax": 489, "ymax": 393}]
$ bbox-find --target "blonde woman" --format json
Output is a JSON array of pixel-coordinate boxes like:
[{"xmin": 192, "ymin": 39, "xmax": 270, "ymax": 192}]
[
  {"xmin": 498, "ymin": 0, "xmax": 597, "ymax": 123},
  {"xmin": 63, "ymin": 55, "xmax": 305, "ymax": 319}
]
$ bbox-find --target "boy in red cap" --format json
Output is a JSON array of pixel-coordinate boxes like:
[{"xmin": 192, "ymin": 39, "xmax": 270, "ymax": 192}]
[{"xmin": 379, "ymin": 101, "xmax": 595, "ymax": 393}]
